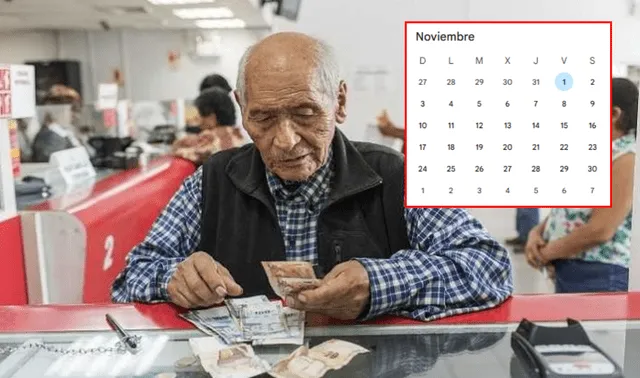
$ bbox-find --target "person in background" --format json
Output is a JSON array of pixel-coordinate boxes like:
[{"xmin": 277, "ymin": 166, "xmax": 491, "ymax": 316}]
[
  {"xmin": 199, "ymin": 73, "xmax": 233, "ymax": 93},
  {"xmin": 31, "ymin": 113, "xmax": 76, "ymax": 163},
  {"xmin": 16, "ymin": 119, "xmax": 33, "ymax": 162},
  {"xmin": 197, "ymin": 73, "xmax": 249, "ymax": 143},
  {"xmin": 185, "ymin": 74, "xmax": 233, "ymax": 130},
  {"xmin": 505, "ymin": 209, "xmax": 540, "ymax": 253},
  {"xmin": 172, "ymin": 87, "xmax": 245, "ymax": 165},
  {"xmin": 31, "ymin": 85, "xmax": 84, "ymax": 162},
  {"xmin": 43, "ymin": 84, "xmax": 83, "ymax": 127},
  {"xmin": 376, "ymin": 110, "xmax": 405, "ymax": 153},
  {"xmin": 526, "ymin": 77, "xmax": 638, "ymax": 293}
]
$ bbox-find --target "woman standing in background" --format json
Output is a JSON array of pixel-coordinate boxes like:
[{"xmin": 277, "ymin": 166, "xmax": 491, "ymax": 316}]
[{"xmin": 526, "ymin": 77, "xmax": 638, "ymax": 293}]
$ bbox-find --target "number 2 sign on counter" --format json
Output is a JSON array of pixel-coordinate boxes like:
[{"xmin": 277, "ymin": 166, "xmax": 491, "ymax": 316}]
[{"xmin": 103, "ymin": 235, "xmax": 115, "ymax": 271}]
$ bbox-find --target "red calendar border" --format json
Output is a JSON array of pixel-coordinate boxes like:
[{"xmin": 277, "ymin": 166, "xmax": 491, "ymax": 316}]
[{"xmin": 403, "ymin": 21, "xmax": 614, "ymax": 209}]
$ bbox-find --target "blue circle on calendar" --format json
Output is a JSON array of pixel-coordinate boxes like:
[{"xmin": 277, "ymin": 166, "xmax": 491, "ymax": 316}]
[{"xmin": 555, "ymin": 73, "xmax": 573, "ymax": 91}]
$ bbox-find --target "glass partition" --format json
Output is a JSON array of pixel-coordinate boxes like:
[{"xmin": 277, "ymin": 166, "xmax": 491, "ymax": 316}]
[{"xmin": 0, "ymin": 321, "xmax": 637, "ymax": 377}]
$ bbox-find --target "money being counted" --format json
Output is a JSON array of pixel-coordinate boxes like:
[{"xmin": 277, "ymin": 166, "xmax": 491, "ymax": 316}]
[
  {"xmin": 252, "ymin": 307, "xmax": 306, "ymax": 346},
  {"xmin": 278, "ymin": 278, "xmax": 321, "ymax": 296},
  {"xmin": 239, "ymin": 302, "xmax": 288, "ymax": 340},
  {"xmin": 183, "ymin": 296, "xmax": 306, "ymax": 346},
  {"xmin": 269, "ymin": 339, "xmax": 369, "ymax": 378},
  {"xmin": 180, "ymin": 306, "xmax": 246, "ymax": 344},
  {"xmin": 262, "ymin": 261, "xmax": 320, "ymax": 298},
  {"xmin": 225, "ymin": 295, "xmax": 270, "ymax": 318}
]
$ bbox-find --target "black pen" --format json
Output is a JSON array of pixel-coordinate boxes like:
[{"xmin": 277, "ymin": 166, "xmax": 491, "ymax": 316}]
[{"xmin": 106, "ymin": 313, "xmax": 139, "ymax": 354}]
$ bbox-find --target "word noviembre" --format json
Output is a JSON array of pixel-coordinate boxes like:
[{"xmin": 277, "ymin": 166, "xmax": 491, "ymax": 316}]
[{"xmin": 416, "ymin": 31, "xmax": 475, "ymax": 42}]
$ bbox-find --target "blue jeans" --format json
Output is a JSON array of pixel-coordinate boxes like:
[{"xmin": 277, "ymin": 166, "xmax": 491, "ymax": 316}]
[
  {"xmin": 516, "ymin": 208, "xmax": 539, "ymax": 241},
  {"xmin": 553, "ymin": 259, "xmax": 629, "ymax": 293}
]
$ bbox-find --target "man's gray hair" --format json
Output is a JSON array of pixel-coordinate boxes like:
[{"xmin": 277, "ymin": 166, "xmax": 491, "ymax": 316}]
[{"xmin": 235, "ymin": 37, "xmax": 341, "ymax": 106}]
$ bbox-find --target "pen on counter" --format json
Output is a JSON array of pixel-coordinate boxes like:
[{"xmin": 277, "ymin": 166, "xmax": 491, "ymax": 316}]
[{"xmin": 106, "ymin": 313, "xmax": 139, "ymax": 354}]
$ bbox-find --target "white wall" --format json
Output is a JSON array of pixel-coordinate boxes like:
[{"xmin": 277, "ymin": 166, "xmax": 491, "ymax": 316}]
[
  {"xmin": 57, "ymin": 29, "xmax": 261, "ymax": 104},
  {"xmin": 0, "ymin": 29, "xmax": 261, "ymax": 104},
  {"xmin": 271, "ymin": 0, "xmax": 640, "ymax": 142},
  {"xmin": 0, "ymin": 31, "xmax": 58, "ymax": 64},
  {"xmin": 119, "ymin": 30, "xmax": 258, "ymax": 102}
]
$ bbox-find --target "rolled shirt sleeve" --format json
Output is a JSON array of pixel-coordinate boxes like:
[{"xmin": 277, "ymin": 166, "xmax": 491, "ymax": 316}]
[{"xmin": 111, "ymin": 168, "xmax": 204, "ymax": 303}]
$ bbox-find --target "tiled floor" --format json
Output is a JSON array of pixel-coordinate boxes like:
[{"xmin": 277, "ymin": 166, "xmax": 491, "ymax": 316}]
[{"xmin": 466, "ymin": 208, "xmax": 555, "ymax": 294}]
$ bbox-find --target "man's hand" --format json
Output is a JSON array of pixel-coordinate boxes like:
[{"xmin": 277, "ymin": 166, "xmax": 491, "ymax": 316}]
[
  {"xmin": 285, "ymin": 261, "xmax": 370, "ymax": 320},
  {"xmin": 167, "ymin": 252, "xmax": 243, "ymax": 308},
  {"xmin": 377, "ymin": 110, "xmax": 395, "ymax": 136},
  {"xmin": 545, "ymin": 264, "xmax": 556, "ymax": 280},
  {"xmin": 525, "ymin": 226, "xmax": 547, "ymax": 268}
]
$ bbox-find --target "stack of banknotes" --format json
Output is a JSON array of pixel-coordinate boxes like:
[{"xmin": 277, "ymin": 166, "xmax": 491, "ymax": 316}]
[
  {"xmin": 181, "ymin": 261, "xmax": 322, "ymax": 346},
  {"xmin": 189, "ymin": 336, "xmax": 369, "ymax": 378},
  {"xmin": 181, "ymin": 295, "xmax": 305, "ymax": 345}
]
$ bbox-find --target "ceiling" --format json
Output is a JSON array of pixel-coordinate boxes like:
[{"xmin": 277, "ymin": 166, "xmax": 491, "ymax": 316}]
[{"xmin": 0, "ymin": 0, "xmax": 270, "ymax": 31}]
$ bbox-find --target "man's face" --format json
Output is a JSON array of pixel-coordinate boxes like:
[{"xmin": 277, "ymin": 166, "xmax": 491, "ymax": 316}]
[{"xmin": 239, "ymin": 63, "xmax": 347, "ymax": 182}]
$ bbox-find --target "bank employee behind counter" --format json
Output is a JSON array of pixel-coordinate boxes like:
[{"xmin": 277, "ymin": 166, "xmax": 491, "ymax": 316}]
[{"xmin": 111, "ymin": 32, "xmax": 513, "ymax": 322}]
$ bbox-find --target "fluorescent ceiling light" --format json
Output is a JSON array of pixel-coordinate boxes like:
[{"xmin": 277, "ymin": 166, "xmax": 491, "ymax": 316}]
[
  {"xmin": 173, "ymin": 7, "xmax": 233, "ymax": 19},
  {"xmin": 148, "ymin": 0, "xmax": 215, "ymax": 5},
  {"xmin": 196, "ymin": 18, "xmax": 246, "ymax": 28}
]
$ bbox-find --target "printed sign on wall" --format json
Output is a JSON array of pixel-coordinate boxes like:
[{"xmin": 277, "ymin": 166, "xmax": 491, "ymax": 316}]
[{"xmin": 0, "ymin": 67, "xmax": 11, "ymax": 118}]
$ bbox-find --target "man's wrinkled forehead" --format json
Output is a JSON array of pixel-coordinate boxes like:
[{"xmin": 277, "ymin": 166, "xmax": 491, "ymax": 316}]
[{"xmin": 245, "ymin": 57, "xmax": 325, "ymax": 106}]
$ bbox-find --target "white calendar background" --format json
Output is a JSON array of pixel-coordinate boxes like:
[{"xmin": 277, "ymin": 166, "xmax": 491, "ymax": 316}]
[{"xmin": 405, "ymin": 22, "xmax": 612, "ymax": 208}]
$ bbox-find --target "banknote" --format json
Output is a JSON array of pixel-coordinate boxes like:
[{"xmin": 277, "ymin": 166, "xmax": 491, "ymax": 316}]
[
  {"xmin": 184, "ymin": 296, "xmax": 307, "ymax": 346},
  {"xmin": 239, "ymin": 301, "xmax": 288, "ymax": 340},
  {"xmin": 189, "ymin": 336, "xmax": 227, "ymax": 358},
  {"xmin": 269, "ymin": 346, "xmax": 320, "ymax": 378},
  {"xmin": 262, "ymin": 261, "xmax": 317, "ymax": 298},
  {"xmin": 225, "ymin": 295, "xmax": 270, "ymax": 318},
  {"xmin": 269, "ymin": 339, "xmax": 368, "ymax": 378},
  {"xmin": 204, "ymin": 344, "xmax": 271, "ymax": 378},
  {"xmin": 278, "ymin": 278, "xmax": 321, "ymax": 296},
  {"xmin": 190, "ymin": 338, "xmax": 271, "ymax": 378},
  {"xmin": 181, "ymin": 312, "xmax": 221, "ymax": 338},
  {"xmin": 307, "ymin": 339, "xmax": 369, "ymax": 370},
  {"xmin": 181, "ymin": 306, "xmax": 246, "ymax": 344},
  {"xmin": 253, "ymin": 307, "xmax": 306, "ymax": 346}
]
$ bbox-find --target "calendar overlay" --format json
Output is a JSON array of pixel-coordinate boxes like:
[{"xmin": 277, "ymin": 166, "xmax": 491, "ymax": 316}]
[{"xmin": 404, "ymin": 21, "xmax": 612, "ymax": 208}]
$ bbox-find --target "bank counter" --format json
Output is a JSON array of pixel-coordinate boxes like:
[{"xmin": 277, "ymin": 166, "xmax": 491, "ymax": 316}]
[
  {"xmin": 1, "ymin": 293, "xmax": 640, "ymax": 377},
  {"xmin": 3, "ymin": 156, "xmax": 196, "ymax": 306}
]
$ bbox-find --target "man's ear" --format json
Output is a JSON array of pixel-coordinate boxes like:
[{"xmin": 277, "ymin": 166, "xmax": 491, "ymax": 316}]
[
  {"xmin": 612, "ymin": 105, "xmax": 622, "ymax": 127},
  {"xmin": 233, "ymin": 90, "xmax": 243, "ymax": 110},
  {"xmin": 335, "ymin": 81, "xmax": 347, "ymax": 124}
]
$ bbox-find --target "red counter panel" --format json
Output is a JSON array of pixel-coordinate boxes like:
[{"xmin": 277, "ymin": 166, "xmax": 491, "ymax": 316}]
[
  {"xmin": 78, "ymin": 159, "xmax": 195, "ymax": 304},
  {"xmin": 1, "ymin": 293, "xmax": 640, "ymax": 333},
  {"xmin": 30, "ymin": 157, "xmax": 196, "ymax": 304},
  {"xmin": 0, "ymin": 216, "xmax": 28, "ymax": 305}
]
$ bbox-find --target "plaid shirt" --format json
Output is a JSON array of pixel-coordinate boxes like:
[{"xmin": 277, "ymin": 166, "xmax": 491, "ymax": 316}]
[{"xmin": 112, "ymin": 152, "xmax": 513, "ymax": 321}]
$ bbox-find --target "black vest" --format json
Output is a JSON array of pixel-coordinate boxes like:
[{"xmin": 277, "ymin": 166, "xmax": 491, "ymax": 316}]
[{"xmin": 197, "ymin": 130, "xmax": 410, "ymax": 298}]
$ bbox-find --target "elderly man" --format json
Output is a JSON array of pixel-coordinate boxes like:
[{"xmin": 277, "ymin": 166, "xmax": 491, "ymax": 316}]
[{"xmin": 112, "ymin": 32, "xmax": 513, "ymax": 321}]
